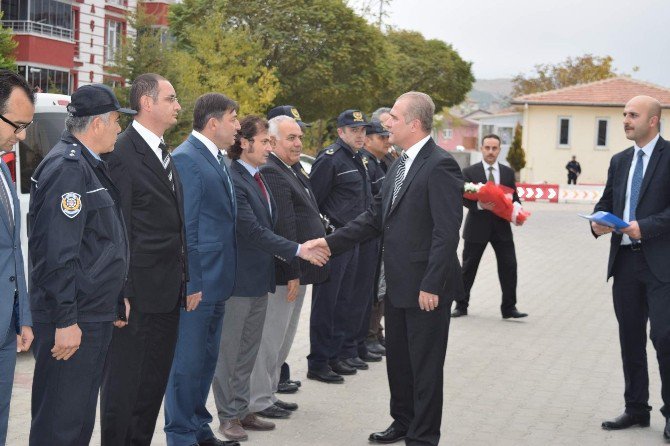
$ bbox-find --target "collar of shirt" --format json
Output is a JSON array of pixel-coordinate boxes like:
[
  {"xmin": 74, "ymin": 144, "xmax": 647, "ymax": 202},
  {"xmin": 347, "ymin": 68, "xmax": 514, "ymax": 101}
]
[
  {"xmin": 482, "ymin": 160, "xmax": 500, "ymax": 173},
  {"xmin": 271, "ymin": 152, "xmax": 296, "ymax": 170},
  {"xmin": 81, "ymin": 144, "xmax": 101, "ymax": 162},
  {"xmin": 336, "ymin": 138, "xmax": 357, "ymax": 157},
  {"xmin": 634, "ymin": 132, "xmax": 660, "ymax": 158},
  {"xmin": 191, "ymin": 130, "xmax": 221, "ymax": 160},
  {"xmin": 132, "ymin": 120, "xmax": 164, "ymax": 160},
  {"xmin": 238, "ymin": 159, "xmax": 259, "ymax": 177},
  {"xmin": 403, "ymin": 135, "xmax": 431, "ymax": 162}
]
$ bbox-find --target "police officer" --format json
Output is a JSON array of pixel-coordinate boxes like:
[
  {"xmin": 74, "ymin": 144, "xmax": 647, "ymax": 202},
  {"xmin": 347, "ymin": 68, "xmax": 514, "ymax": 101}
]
[
  {"xmin": 28, "ymin": 84, "xmax": 133, "ymax": 446},
  {"xmin": 307, "ymin": 109, "xmax": 372, "ymax": 383}
]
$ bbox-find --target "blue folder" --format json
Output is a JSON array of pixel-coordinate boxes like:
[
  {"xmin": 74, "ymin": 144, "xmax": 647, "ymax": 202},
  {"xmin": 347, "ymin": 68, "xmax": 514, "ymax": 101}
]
[{"xmin": 579, "ymin": 211, "xmax": 630, "ymax": 230}]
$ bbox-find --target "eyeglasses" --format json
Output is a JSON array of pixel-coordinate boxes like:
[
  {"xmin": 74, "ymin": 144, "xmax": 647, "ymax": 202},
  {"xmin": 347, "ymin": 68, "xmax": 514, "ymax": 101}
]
[
  {"xmin": 0, "ymin": 114, "xmax": 32, "ymax": 134},
  {"xmin": 162, "ymin": 96, "xmax": 179, "ymax": 103}
]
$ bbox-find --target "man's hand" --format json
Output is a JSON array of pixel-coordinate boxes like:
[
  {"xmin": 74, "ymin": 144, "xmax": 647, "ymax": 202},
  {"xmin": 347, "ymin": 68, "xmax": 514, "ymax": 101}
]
[
  {"xmin": 418, "ymin": 291, "xmax": 439, "ymax": 311},
  {"xmin": 113, "ymin": 298, "xmax": 131, "ymax": 328},
  {"xmin": 591, "ymin": 221, "xmax": 614, "ymax": 236},
  {"xmin": 621, "ymin": 221, "xmax": 642, "ymax": 240},
  {"xmin": 17, "ymin": 325, "xmax": 34, "ymax": 352},
  {"xmin": 287, "ymin": 279, "xmax": 300, "ymax": 302},
  {"xmin": 186, "ymin": 292, "xmax": 202, "ymax": 312},
  {"xmin": 52, "ymin": 324, "xmax": 82, "ymax": 360},
  {"xmin": 298, "ymin": 238, "xmax": 331, "ymax": 266},
  {"xmin": 480, "ymin": 201, "xmax": 495, "ymax": 211}
]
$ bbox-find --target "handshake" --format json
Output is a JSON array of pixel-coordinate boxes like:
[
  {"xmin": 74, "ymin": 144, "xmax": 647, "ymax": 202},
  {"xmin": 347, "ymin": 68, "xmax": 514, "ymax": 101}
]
[{"xmin": 297, "ymin": 238, "xmax": 331, "ymax": 267}]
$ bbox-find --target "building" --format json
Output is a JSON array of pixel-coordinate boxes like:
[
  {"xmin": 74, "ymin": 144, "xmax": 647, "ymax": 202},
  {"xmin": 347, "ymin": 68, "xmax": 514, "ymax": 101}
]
[
  {"xmin": 0, "ymin": 0, "xmax": 172, "ymax": 94},
  {"xmin": 434, "ymin": 112, "xmax": 479, "ymax": 152},
  {"xmin": 511, "ymin": 77, "xmax": 670, "ymax": 184}
]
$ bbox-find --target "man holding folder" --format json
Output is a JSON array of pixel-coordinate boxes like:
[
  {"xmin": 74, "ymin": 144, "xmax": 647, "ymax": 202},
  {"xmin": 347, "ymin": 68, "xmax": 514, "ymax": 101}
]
[{"xmin": 592, "ymin": 95, "xmax": 670, "ymax": 442}]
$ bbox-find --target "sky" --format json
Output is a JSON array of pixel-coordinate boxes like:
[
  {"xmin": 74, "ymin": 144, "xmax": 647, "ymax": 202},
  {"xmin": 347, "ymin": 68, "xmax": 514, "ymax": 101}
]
[{"xmin": 384, "ymin": 0, "xmax": 670, "ymax": 87}]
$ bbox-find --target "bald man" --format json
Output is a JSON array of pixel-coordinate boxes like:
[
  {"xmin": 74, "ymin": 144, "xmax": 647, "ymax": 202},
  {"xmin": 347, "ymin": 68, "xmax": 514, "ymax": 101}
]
[{"xmin": 592, "ymin": 95, "xmax": 670, "ymax": 440}]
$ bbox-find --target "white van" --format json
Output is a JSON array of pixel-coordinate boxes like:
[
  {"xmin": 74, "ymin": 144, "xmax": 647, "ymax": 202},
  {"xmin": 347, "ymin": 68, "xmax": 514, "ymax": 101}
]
[{"xmin": 1, "ymin": 92, "xmax": 70, "ymax": 272}]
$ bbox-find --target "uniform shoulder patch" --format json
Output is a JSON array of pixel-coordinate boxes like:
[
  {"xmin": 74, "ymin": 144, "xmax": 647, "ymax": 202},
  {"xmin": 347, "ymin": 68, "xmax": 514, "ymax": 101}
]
[
  {"xmin": 63, "ymin": 145, "xmax": 81, "ymax": 161},
  {"xmin": 61, "ymin": 192, "xmax": 82, "ymax": 218},
  {"xmin": 325, "ymin": 146, "xmax": 339, "ymax": 155}
]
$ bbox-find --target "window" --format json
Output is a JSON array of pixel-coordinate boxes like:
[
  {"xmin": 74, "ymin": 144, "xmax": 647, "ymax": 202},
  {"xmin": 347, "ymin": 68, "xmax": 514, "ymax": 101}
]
[
  {"xmin": 30, "ymin": 0, "xmax": 72, "ymax": 30},
  {"xmin": 18, "ymin": 65, "xmax": 70, "ymax": 94},
  {"xmin": 499, "ymin": 127, "xmax": 513, "ymax": 145},
  {"xmin": 442, "ymin": 128, "xmax": 453, "ymax": 139},
  {"xmin": 481, "ymin": 124, "xmax": 494, "ymax": 137},
  {"xmin": 1, "ymin": 0, "xmax": 73, "ymax": 39},
  {"xmin": 596, "ymin": 118, "xmax": 609, "ymax": 149},
  {"xmin": 105, "ymin": 19, "xmax": 124, "ymax": 64},
  {"xmin": 558, "ymin": 117, "xmax": 571, "ymax": 148}
]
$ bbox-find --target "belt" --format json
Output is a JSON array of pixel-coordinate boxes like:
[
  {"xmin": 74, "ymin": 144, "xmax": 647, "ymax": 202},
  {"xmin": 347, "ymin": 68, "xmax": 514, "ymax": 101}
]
[{"xmin": 620, "ymin": 243, "xmax": 642, "ymax": 252}]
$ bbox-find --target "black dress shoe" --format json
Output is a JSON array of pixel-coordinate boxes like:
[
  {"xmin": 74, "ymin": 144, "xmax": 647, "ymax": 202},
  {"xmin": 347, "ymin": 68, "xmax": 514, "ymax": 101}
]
[
  {"xmin": 343, "ymin": 357, "xmax": 369, "ymax": 370},
  {"xmin": 274, "ymin": 399, "xmax": 298, "ymax": 411},
  {"xmin": 366, "ymin": 340, "xmax": 386, "ymax": 355},
  {"xmin": 257, "ymin": 404, "xmax": 291, "ymax": 419},
  {"xmin": 330, "ymin": 360, "xmax": 357, "ymax": 375},
  {"xmin": 307, "ymin": 368, "xmax": 345, "ymax": 383},
  {"xmin": 378, "ymin": 337, "xmax": 385, "ymax": 347},
  {"xmin": 198, "ymin": 437, "xmax": 241, "ymax": 446},
  {"xmin": 369, "ymin": 425, "xmax": 407, "ymax": 444},
  {"xmin": 451, "ymin": 308, "xmax": 467, "ymax": 317},
  {"xmin": 502, "ymin": 309, "xmax": 528, "ymax": 319},
  {"xmin": 601, "ymin": 412, "xmax": 650, "ymax": 430},
  {"xmin": 361, "ymin": 351, "xmax": 383, "ymax": 362},
  {"xmin": 287, "ymin": 379, "xmax": 301, "ymax": 387},
  {"xmin": 277, "ymin": 381, "xmax": 299, "ymax": 394},
  {"xmin": 664, "ymin": 417, "xmax": 670, "ymax": 440}
]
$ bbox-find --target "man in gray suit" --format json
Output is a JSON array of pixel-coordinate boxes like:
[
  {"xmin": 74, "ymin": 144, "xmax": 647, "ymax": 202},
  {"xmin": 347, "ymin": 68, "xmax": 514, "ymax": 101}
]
[{"xmin": 0, "ymin": 70, "xmax": 34, "ymax": 445}]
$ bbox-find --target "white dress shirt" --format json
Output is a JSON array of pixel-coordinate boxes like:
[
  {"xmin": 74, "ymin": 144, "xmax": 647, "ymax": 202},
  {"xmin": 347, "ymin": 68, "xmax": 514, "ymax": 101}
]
[
  {"xmin": 400, "ymin": 134, "xmax": 431, "ymax": 181},
  {"xmin": 621, "ymin": 133, "xmax": 659, "ymax": 245},
  {"xmin": 191, "ymin": 130, "xmax": 221, "ymax": 160},
  {"xmin": 132, "ymin": 120, "xmax": 165, "ymax": 162},
  {"xmin": 482, "ymin": 160, "xmax": 500, "ymax": 185}
]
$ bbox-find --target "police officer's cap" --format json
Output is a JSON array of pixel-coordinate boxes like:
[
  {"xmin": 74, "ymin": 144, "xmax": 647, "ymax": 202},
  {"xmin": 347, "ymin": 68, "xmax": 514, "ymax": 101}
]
[
  {"xmin": 337, "ymin": 109, "xmax": 370, "ymax": 128},
  {"xmin": 366, "ymin": 120, "xmax": 390, "ymax": 136},
  {"xmin": 67, "ymin": 84, "xmax": 137, "ymax": 118},
  {"xmin": 267, "ymin": 105, "xmax": 311, "ymax": 127}
]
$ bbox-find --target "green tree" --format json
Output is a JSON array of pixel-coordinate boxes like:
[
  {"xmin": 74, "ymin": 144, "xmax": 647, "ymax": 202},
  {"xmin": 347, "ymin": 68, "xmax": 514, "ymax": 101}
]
[
  {"xmin": 507, "ymin": 123, "xmax": 526, "ymax": 178},
  {"xmin": 381, "ymin": 30, "xmax": 474, "ymax": 110},
  {"xmin": 0, "ymin": 12, "xmax": 18, "ymax": 70},
  {"xmin": 512, "ymin": 54, "xmax": 616, "ymax": 97}
]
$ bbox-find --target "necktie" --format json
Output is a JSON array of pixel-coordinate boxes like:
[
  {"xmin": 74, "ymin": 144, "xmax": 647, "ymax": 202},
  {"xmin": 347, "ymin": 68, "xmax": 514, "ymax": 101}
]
[
  {"xmin": 254, "ymin": 172, "xmax": 269, "ymax": 203},
  {"xmin": 629, "ymin": 150, "xmax": 645, "ymax": 222},
  {"xmin": 488, "ymin": 166, "xmax": 495, "ymax": 183},
  {"xmin": 392, "ymin": 152, "xmax": 409, "ymax": 205},
  {"xmin": 159, "ymin": 141, "xmax": 174, "ymax": 191},
  {"xmin": 216, "ymin": 151, "xmax": 234, "ymax": 198},
  {"xmin": 0, "ymin": 172, "xmax": 14, "ymax": 234}
]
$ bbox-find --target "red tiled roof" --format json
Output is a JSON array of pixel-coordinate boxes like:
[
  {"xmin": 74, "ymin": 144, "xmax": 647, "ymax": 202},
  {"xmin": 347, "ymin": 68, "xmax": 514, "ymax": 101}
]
[{"xmin": 511, "ymin": 77, "xmax": 670, "ymax": 108}]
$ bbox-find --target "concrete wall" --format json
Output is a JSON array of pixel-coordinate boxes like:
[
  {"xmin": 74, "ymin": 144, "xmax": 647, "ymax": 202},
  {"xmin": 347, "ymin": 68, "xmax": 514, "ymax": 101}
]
[{"xmin": 519, "ymin": 105, "xmax": 670, "ymax": 185}]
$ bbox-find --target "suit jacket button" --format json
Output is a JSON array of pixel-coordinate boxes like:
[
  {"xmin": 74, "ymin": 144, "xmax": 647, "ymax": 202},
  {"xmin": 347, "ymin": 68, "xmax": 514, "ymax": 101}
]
[{"xmin": 9, "ymin": 276, "xmax": 15, "ymax": 282}]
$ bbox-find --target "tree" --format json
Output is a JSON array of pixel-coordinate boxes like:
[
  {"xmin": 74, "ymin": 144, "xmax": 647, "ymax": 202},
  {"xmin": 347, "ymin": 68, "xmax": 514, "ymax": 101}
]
[
  {"xmin": 381, "ymin": 30, "xmax": 474, "ymax": 110},
  {"xmin": 512, "ymin": 54, "xmax": 616, "ymax": 97},
  {"xmin": 0, "ymin": 12, "xmax": 17, "ymax": 70},
  {"xmin": 507, "ymin": 123, "xmax": 526, "ymax": 179}
]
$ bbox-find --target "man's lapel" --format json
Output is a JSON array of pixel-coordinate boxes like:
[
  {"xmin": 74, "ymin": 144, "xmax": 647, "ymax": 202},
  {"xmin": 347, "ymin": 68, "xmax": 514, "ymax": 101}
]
[
  {"xmin": 638, "ymin": 137, "xmax": 665, "ymax": 203},
  {"xmin": 387, "ymin": 139, "xmax": 433, "ymax": 216}
]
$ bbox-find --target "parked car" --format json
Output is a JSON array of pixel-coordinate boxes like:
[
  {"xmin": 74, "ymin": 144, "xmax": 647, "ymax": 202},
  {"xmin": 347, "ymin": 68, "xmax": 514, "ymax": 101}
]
[{"xmin": 300, "ymin": 153, "xmax": 314, "ymax": 174}]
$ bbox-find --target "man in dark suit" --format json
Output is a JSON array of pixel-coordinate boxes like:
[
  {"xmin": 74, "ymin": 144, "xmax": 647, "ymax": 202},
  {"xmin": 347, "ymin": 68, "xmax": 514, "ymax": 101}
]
[
  {"xmin": 100, "ymin": 73, "xmax": 187, "ymax": 446},
  {"xmin": 566, "ymin": 155, "xmax": 581, "ymax": 184},
  {"xmin": 164, "ymin": 93, "xmax": 241, "ymax": 446},
  {"xmin": 248, "ymin": 115, "xmax": 329, "ymax": 419},
  {"xmin": 213, "ymin": 116, "xmax": 327, "ymax": 442},
  {"xmin": 317, "ymin": 91, "xmax": 464, "ymax": 445},
  {"xmin": 452, "ymin": 134, "xmax": 528, "ymax": 319},
  {"xmin": 593, "ymin": 95, "xmax": 670, "ymax": 441},
  {"xmin": 0, "ymin": 70, "xmax": 34, "ymax": 446}
]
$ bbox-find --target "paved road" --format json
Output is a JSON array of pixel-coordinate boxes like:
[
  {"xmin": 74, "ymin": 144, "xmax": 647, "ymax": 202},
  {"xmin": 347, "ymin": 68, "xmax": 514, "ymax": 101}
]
[{"xmin": 7, "ymin": 202, "xmax": 668, "ymax": 445}]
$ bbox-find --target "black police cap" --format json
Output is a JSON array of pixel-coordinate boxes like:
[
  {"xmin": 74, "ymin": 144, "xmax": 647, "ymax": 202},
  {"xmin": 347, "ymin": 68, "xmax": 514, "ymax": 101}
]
[
  {"xmin": 366, "ymin": 120, "xmax": 390, "ymax": 136},
  {"xmin": 267, "ymin": 105, "xmax": 310, "ymax": 127},
  {"xmin": 337, "ymin": 109, "xmax": 369, "ymax": 128},
  {"xmin": 67, "ymin": 84, "xmax": 136, "ymax": 118}
]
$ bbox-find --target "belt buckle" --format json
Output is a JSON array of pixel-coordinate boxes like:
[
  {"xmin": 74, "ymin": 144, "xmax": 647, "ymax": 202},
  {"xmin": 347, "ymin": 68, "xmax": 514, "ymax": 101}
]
[{"xmin": 631, "ymin": 243, "xmax": 641, "ymax": 252}]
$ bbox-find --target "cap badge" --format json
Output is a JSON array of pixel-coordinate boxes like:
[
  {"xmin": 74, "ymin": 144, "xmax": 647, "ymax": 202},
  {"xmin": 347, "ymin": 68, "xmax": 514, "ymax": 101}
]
[
  {"xmin": 291, "ymin": 108, "xmax": 301, "ymax": 120},
  {"xmin": 353, "ymin": 111, "xmax": 364, "ymax": 122}
]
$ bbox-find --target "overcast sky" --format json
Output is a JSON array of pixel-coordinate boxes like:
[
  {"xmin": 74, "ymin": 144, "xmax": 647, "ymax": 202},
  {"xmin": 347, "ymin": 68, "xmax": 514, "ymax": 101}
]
[{"xmin": 384, "ymin": 0, "xmax": 670, "ymax": 87}]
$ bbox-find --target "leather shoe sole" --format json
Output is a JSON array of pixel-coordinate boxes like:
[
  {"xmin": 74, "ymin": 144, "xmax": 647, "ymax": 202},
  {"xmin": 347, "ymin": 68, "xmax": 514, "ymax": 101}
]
[
  {"xmin": 368, "ymin": 427, "xmax": 407, "ymax": 444},
  {"xmin": 502, "ymin": 310, "xmax": 528, "ymax": 319},
  {"xmin": 601, "ymin": 413, "xmax": 650, "ymax": 430}
]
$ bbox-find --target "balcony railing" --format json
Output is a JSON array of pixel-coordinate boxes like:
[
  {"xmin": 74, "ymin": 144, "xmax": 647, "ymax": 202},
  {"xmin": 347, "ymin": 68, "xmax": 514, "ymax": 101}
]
[{"xmin": 1, "ymin": 20, "xmax": 74, "ymax": 41}]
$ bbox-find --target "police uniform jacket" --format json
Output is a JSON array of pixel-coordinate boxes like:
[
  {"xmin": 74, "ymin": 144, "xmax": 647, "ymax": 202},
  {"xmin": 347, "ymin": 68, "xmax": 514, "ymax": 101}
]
[
  {"xmin": 28, "ymin": 131, "xmax": 129, "ymax": 328},
  {"xmin": 360, "ymin": 148, "xmax": 386, "ymax": 196},
  {"xmin": 309, "ymin": 138, "xmax": 372, "ymax": 228}
]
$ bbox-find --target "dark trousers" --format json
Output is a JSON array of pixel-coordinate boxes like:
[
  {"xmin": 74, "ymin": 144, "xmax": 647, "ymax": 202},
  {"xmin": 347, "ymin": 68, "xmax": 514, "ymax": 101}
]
[
  {"xmin": 612, "ymin": 248, "xmax": 670, "ymax": 417},
  {"xmin": 164, "ymin": 299, "xmax": 226, "ymax": 446},
  {"xmin": 30, "ymin": 321, "xmax": 113, "ymax": 446},
  {"xmin": 308, "ymin": 245, "xmax": 359, "ymax": 370},
  {"xmin": 100, "ymin": 303, "xmax": 180, "ymax": 446},
  {"xmin": 459, "ymin": 239, "xmax": 517, "ymax": 314},
  {"xmin": 567, "ymin": 174, "xmax": 577, "ymax": 185},
  {"xmin": 385, "ymin": 300, "xmax": 450, "ymax": 446},
  {"xmin": 342, "ymin": 238, "xmax": 379, "ymax": 359}
]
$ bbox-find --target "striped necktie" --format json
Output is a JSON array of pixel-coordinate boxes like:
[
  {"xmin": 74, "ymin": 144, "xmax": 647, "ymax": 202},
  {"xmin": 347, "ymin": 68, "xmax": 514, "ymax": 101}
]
[
  {"xmin": 392, "ymin": 152, "xmax": 409, "ymax": 205},
  {"xmin": 159, "ymin": 141, "xmax": 174, "ymax": 191}
]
